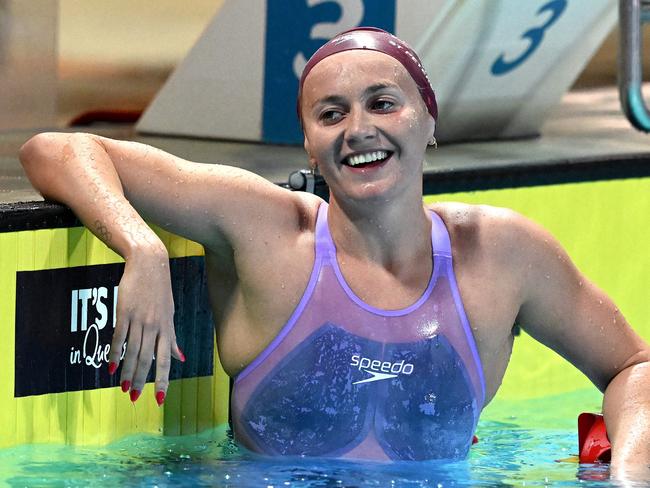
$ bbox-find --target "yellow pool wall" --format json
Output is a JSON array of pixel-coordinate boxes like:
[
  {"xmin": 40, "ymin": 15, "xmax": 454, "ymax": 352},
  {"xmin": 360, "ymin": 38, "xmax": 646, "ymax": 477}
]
[{"xmin": 0, "ymin": 225, "xmax": 229, "ymax": 449}]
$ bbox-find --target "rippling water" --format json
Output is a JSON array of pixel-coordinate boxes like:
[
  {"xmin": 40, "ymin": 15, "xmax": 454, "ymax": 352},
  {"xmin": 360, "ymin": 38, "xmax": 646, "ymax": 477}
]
[{"xmin": 0, "ymin": 390, "xmax": 641, "ymax": 487}]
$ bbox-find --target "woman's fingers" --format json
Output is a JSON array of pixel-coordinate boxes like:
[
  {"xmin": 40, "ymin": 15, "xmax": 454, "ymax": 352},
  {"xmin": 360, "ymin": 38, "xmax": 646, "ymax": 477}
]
[
  {"xmin": 115, "ymin": 319, "xmax": 180, "ymax": 405},
  {"xmin": 171, "ymin": 339, "xmax": 186, "ymax": 363},
  {"xmin": 108, "ymin": 312, "xmax": 129, "ymax": 375},
  {"xmin": 119, "ymin": 319, "xmax": 142, "ymax": 396},
  {"xmin": 129, "ymin": 323, "xmax": 157, "ymax": 402},
  {"xmin": 154, "ymin": 333, "xmax": 173, "ymax": 406}
]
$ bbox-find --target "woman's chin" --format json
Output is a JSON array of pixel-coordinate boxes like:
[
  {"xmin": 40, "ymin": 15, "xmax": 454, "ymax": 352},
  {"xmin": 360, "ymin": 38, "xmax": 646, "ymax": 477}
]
[{"xmin": 333, "ymin": 180, "xmax": 404, "ymax": 205}]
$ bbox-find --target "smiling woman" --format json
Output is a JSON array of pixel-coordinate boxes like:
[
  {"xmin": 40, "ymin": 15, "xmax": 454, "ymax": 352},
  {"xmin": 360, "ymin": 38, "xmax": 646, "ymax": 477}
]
[{"xmin": 17, "ymin": 26, "xmax": 650, "ymax": 474}]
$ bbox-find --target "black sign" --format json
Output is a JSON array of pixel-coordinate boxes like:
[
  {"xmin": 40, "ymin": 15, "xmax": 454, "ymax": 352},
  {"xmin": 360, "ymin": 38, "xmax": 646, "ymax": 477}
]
[{"xmin": 15, "ymin": 256, "xmax": 214, "ymax": 397}]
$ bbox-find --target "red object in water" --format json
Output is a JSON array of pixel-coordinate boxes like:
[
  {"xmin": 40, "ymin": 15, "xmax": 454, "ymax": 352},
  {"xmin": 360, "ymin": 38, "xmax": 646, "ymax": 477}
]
[
  {"xmin": 578, "ymin": 413, "xmax": 611, "ymax": 463},
  {"xmin": 472, "ymin": 435, "xmax": 478, "ymax": 444}
]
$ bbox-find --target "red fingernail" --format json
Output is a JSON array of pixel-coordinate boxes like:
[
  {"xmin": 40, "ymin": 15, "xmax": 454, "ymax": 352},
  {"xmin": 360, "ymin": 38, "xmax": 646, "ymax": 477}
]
[
  {"xmin": 156, "ymin": 391, "xmax": 166, "ymax": 406},
  {"xmin": 108, "ymin": 361, "xmax": 117, "ymax": 375},
  {"xmin": 121, "ymin": 380, "xmax": 131, "ymax": 393},
  {"xmin": 130, "ymin": 389, "xmax": 141, "ymax": 402},
  {"xmin": 178, "ymin": 348, "xmax": 186, "ymax": 363}
]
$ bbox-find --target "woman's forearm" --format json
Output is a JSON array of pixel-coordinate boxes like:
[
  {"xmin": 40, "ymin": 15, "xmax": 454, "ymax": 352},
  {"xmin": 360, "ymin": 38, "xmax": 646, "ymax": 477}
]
[
  {"xmin": 20, "ymin": 132, "xmax": 166, "ymax": 259},
  {"xmin": 603, "ymin": 359, "xmax": 650, "ymax": 477}
]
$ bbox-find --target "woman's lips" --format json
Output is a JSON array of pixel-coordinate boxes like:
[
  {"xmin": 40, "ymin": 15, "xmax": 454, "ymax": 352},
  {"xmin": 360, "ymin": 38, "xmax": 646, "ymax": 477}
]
[
  {"xmin": 341, "ymin": 150, "xmax": 392, "ymax": 170},
  {"xmin": 344, "ymin": 152, "xmax": 392, "ymax": 173}
]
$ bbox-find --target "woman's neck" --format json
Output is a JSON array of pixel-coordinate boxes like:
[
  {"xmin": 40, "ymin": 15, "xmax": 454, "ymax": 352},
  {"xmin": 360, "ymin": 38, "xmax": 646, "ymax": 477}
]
[{"xmin": 326, "ymin": 193, "xmax": 432, "ymax": 268}]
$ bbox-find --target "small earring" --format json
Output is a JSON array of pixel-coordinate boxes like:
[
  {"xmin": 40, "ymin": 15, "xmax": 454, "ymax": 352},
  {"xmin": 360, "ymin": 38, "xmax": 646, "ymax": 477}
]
[{"xmin": 428, "ymin": 137, "xmax": 437, "ymax": 148}]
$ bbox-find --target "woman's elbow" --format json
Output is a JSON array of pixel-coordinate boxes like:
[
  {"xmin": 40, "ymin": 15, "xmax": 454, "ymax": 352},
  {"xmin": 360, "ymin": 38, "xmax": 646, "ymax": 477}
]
[
  {"xmin": 19, "ymin": 132, "xmax": 88, "ymax": 198},
  {"xmin": 19, "ymin": 132, "xmax": 65, "ymax": 175}
]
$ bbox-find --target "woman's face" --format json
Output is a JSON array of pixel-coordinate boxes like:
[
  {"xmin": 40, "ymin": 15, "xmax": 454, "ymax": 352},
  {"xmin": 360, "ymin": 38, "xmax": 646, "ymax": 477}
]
[{"xmin": 300, "ymin": 50, "xmax": 435, "ymax": 203}]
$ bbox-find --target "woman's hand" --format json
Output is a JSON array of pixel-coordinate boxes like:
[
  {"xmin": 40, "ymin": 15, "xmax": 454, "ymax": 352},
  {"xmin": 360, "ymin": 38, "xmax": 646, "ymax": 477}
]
[{"xmin": 108, "ymin": 244, "xmax": 184, "ymax": 405}]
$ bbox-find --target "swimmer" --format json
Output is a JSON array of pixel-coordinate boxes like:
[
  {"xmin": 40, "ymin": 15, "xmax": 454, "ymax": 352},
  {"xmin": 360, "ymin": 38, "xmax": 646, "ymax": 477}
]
[{"xmin": 19, "ymin": 27, "xmax": 650, "ymax": 475}]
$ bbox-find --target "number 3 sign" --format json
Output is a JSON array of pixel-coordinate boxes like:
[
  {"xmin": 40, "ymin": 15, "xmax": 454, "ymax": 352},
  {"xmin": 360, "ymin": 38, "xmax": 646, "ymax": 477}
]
[{"xmin": 491, "ymin": 0, "xmax": 568, "ymax": 76}]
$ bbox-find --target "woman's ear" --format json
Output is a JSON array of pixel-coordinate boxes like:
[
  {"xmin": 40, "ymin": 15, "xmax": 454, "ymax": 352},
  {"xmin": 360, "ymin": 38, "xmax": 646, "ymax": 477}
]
[
  {"xmin": 304, "ymin": 136, "xmax": 317, "ymax": 170},
  {"xmin": 428, "ymin": 116, "xmax": 436, "ymax": 142},
  {"xmin": 303, "ymin": 135, "xmax": 310, "ymax": 157}
]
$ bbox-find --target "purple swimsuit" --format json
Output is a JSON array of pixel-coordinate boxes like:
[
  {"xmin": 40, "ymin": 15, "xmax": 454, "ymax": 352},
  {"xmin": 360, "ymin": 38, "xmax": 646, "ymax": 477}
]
[{"xmin": 231, "ymin": 203, "xmax": 485, "ymax": 461}]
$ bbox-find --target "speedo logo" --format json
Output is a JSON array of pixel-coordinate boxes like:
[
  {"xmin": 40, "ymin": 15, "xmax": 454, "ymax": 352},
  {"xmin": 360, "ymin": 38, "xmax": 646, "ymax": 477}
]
[{"xmin": 350, "ymin": 354, "xmax": 414, "ymax": 385}]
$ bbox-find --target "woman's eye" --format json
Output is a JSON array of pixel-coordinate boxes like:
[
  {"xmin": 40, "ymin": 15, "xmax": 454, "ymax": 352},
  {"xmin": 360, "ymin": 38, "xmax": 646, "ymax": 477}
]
[
  {"xmin": 371, "ymin": 100, "xmax": 394, "ymax": 111},
  {"xmin": 320, "ymin": 110, "xmax": 343, "ymax": 124}
]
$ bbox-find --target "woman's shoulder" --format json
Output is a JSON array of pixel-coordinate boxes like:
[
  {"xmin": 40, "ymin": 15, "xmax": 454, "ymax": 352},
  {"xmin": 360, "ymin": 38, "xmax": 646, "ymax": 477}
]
[
  {"xmin": 427, "ymin": 201, "xmax": 523, "ymax": 232},
  {"xmin": 427, "ymin": 201, "xmax": 540, "ymax": 264}
]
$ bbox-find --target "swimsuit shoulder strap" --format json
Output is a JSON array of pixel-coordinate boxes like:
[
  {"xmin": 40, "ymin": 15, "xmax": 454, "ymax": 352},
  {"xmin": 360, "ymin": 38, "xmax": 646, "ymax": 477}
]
[
  {"xmin": 428, "ymin": 208, "xmax": 452, "ymax": 258},
  {"xmin": 428, "ymin": 207, "xmax": 487, "ymax": 406},
  {"xmin": 314, "ymin": 202, "xmax": 336, "ymax": 258}
]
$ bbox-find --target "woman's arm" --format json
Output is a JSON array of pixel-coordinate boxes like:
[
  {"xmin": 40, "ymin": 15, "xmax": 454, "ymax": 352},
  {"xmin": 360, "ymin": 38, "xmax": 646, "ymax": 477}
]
[
  {"xmin": 509, "ymin": 213, "xmax": 650, "ymax": 476},
  {"xmin": 19, "ymin": 132, "xmax": 309, "ymax": 403}
]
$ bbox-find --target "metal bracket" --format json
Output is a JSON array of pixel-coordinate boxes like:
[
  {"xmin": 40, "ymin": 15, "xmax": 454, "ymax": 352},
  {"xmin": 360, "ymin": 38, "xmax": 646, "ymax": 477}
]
[
  {"xmin": 286, "ymin": 169, "xmax": 329, "ymax": 200},
  {"xmin": 619, "ymin": 0, "xmax": 650, "ymax": 132},
  {"xmin": 287, "ymin": 169, "xmax": 315, "ymax": 193}
]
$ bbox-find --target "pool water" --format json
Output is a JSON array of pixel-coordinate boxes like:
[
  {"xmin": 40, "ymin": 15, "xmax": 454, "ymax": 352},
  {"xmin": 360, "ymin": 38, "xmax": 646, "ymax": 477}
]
[{"xmin": 0, "ymin": 389, "xmax": 636, "ymax": 487}]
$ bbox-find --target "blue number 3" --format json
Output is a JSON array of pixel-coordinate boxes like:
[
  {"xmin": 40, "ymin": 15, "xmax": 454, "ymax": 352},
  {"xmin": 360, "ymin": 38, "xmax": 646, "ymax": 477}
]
[{"xmin": 491, "ymin": 0, "xmax": 567, "ymax": 76}]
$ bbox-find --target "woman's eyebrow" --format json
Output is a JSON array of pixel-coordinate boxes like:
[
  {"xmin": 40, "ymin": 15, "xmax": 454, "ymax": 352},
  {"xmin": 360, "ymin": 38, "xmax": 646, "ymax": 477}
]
[
  {"xmin": 363, "ymin": 82, "xmax": 400, "ymax": 96},
  {"xmin": 311, "ymin": 95, "xmax": 347, "ymax": 109}
]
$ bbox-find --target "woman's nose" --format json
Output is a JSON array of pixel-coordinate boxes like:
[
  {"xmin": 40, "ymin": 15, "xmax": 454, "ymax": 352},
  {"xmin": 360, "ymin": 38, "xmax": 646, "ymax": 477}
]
[{"xmin": 345, "ymin": 107, "xmax": 377, "ymax": 145}]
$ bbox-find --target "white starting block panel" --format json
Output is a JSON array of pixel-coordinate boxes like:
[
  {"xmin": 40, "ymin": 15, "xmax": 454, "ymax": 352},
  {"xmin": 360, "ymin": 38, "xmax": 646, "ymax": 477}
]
[{"xmin": 136, "ymin": 0, "xmax": 617, "ymax": 144}]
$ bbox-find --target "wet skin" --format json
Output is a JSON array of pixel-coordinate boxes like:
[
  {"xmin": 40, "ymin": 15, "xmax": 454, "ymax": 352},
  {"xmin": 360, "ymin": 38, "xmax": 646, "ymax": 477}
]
[{"xmin": 19, "ymin": 49, "xmax": 650, "ymax": 475}]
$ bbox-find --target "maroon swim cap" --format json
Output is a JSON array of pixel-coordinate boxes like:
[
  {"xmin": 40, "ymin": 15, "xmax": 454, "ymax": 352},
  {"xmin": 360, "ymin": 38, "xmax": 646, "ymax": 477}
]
[{"xmin": 297, "ymin": 27, "xmax": 437, "ymax": 121}]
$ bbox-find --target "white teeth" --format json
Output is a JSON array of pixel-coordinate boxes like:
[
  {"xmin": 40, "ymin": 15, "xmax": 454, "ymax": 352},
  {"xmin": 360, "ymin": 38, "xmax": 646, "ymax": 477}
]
[{"xmin": 346, "ymin": 150, "xmax": 388, "ymax": 166}]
